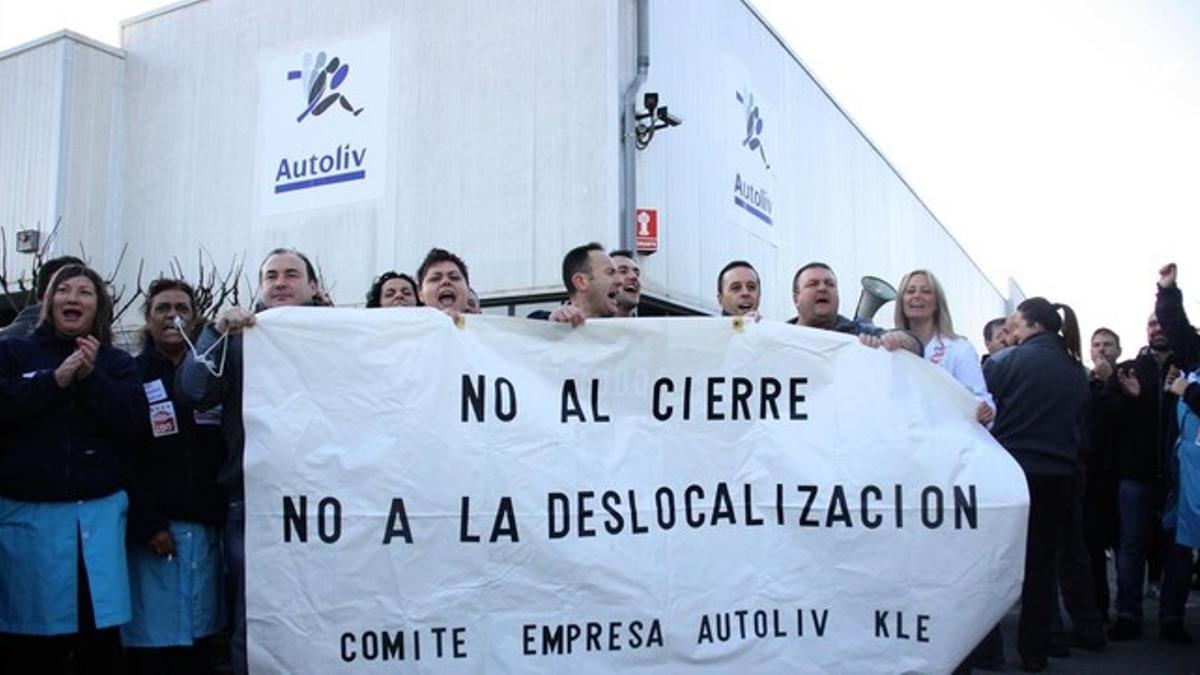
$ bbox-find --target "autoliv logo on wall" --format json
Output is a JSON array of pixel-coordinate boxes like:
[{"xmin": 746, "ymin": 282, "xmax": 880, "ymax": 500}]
[
  {"xmin": 257, "ymin": 31, "xmax": 390, "ymax": 216},
  {"xmin": 732, "ymin": 86, "xmax": 774, "ymax": 227}
]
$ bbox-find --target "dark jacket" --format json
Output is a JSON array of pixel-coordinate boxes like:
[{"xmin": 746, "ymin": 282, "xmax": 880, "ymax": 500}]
[
  {"xmin": 127, "ymin": 339, "xmax": 228, "ymax": 543},
  {"xmin": 0, "ymin": 324, "xmax": 147, "ymax": 501},
  {"xmin": 1156, "ymin": 284, "xmax": 1199, "ymax": 371},
  {"xmin": 1085, "ymin": 374, "xmax": 1120, "ymax": 478},
  {"xmin": 0, "ymin": 304, "xmax": 41, "ymax": 342},
  {"xmin": 786, "ymin": 313, "xmax": 884, "ymax": 337},
  {"xmin": 984, "ymin": 331, "xmax": 1089, "ymax": 475},
  {"xmin": 1101, "ymin": 347, "xmax": 1182, "ymax": 482}
]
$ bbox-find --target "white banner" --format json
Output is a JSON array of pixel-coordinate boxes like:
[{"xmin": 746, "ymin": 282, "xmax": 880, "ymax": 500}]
[{"xmin": 244, "ymin": 309, "xmax": 1028, "ymax": 673}]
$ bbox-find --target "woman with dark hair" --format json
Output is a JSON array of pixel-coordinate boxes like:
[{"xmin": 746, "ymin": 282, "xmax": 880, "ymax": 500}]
[
  {"xmin": 984, "ymin": 296, "xmax": 1089, "ymax": 671},
  {"xmin": 895, "ymin": 269, "xmax": 995, "ymax": 424},
  {"xmin": 122, "ymin": 278, "xmax": 228, "ymax": 673},
  {"xmin": 365, "ymin": 271, "xmax": 419, "ymax": 308},
  {"xmin": 0, "ymin": 264, "xmax": 147, "ymax": 672}
]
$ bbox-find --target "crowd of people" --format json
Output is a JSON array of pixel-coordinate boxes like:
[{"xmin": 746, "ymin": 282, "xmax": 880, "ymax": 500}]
[{"xmin": 0, "ymin": 243, "xmax": 1196, "ymax": 674}]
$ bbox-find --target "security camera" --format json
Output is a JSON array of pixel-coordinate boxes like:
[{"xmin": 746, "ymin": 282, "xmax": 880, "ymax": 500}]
[
  {"xmin": 632, "ymin": 93, "xmax": 683, "ymax": 150},
  {"xmin": 656, "ymin": 107, "xmax": 682, "ymax": 127}
]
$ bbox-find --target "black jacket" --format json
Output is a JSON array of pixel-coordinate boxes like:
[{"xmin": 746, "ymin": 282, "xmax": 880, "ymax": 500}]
[
  {"xmin": 1157, "ymin": 284, "xmax": 1199, "ymax": 371},
  {"xmin": 0, "ymin": 324, "xmax": 147, "ymax": 501},
  {"xmin": 1085, "ymin": 374, "xmax": 1120, "ymax": 478},
  {"xmin": 127, "ymin": 339, "xmax": 228, "ymax": 543},
  {"xmin": 984, "ymin": 331, "xmax": 1089, "ymax": 475},
  {"xmin": 1101, "ymin": 347, "xmax": 1182, "ymax": 483},
  {"xmin": 0, "ymin": 304, "xmax": 40, "ymax": 342}
]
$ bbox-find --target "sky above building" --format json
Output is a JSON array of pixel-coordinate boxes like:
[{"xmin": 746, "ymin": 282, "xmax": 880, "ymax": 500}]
[{"xmin": 2, "ymin": 0, "xmax": 1198, "ymax": 361}]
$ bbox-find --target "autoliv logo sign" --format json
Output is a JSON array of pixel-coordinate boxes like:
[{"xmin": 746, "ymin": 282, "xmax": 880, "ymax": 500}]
[
  {"xmin": 258, "ymin": 31, "xmax": 389, "ymax": 216},
  {"xmin": 732, "ymin": 86, "xmax": 773, "ymax": 227}
]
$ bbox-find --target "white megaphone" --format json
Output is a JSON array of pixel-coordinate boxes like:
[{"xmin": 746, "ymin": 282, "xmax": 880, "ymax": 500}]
[{"xmin": 854, "ymin": 276, "xmax": 897, "ymax": 322}]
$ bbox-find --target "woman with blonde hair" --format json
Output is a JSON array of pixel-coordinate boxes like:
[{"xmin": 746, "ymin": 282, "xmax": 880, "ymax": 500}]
[{"xmin": 895, "ymin": 268, "xmax": 995, "ymax": 424}]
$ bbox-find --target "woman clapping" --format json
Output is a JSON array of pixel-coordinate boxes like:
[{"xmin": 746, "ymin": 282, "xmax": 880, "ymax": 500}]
[{"xmin": 0, "ymin": 264, "xmax": 147, "ymax": 673}]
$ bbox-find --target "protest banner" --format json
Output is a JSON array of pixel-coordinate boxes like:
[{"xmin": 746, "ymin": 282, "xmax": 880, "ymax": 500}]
[{"xmin": 243, "ymin": 308, "xmax": 1028, "ymax": 673}]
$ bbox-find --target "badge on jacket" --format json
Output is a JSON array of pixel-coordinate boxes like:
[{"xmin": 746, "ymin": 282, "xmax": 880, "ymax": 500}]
[
  {"xmin": 143, "ymin": 379, "xmax": 168, "ymax": 403},
  {"xmin": 150, "ymin": 401, "xmax": 179, "ymax": 437}
]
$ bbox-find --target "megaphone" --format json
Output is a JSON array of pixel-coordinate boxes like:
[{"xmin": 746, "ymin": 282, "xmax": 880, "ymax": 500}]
[{"xmin": 854, "ymin": 276, "xmax": 897, "ymax": 322}]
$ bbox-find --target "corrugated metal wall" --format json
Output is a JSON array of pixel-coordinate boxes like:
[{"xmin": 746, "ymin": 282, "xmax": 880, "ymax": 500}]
[
  {"xmin": 0, "ymin": 34, "xmax": 122, "ymax": 289},
  {"xmin": 117, "ymin": 0, "xmax": 619, "ymax": 308}
]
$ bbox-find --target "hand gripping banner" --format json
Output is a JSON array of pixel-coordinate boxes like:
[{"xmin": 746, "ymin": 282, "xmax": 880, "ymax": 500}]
[{"xmin": 243, "ymin": 308, "xmax": 1029, "ymax": 673}]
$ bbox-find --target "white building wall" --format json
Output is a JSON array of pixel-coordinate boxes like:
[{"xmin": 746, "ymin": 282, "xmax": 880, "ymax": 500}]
[
  {"xmin": 117, "ymin": 0, "xmax": 620, "ymax": 306},
  {"xmin": 59, "ymin": 40, "xmax": 125, "ymax": 276},
  {"xmin": 2, "ymin": 0, "xmax": 1007, "ymax": 341},
  {"xmin": 0, "ymin": 41, "xmax": 58, "ymax": 261},
  {"xmin": 0, "ymin": 33, "xmax": 123, "ymax": 289}
]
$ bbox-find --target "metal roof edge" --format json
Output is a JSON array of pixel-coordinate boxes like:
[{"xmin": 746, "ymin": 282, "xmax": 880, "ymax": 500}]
[
  {"xmin": 0, "ymin": 29, "xmax": 125, "ymax": 62},
  {"xmin": 120, "ymin": 0, "xmax": 209, "ymax": 31}
]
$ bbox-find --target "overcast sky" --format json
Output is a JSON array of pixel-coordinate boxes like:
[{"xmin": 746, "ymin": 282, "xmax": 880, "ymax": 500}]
[
  {"xmin": 753, "ymin": 0, "xmax": 1200, "ymax": 361},
  {"xmin": 3, "ymin": 0, "xmax": 1198, "ymax": 362}
]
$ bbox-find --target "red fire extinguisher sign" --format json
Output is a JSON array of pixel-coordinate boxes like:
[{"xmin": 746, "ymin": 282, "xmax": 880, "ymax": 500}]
[{"xmin": 635, "ymin": 208, "xmax": 658, "ymax": 253}]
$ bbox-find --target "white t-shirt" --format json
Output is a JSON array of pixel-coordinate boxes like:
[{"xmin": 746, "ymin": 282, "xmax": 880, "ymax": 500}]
[{"xmin": 924, "ymin": 333, "xmax": 996, "ymax": 413}]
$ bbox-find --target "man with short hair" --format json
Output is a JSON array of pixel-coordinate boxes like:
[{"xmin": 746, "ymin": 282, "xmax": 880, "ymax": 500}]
[
  {"xmin": 1090, "ymin": 328, "xmax": 1121, "ymax": 382},
  {"xmin": 0, "ymin": 255, "xmax": 85, "ymax": 341},
  {"xmin": 177, "ymin": 247, "xmax": 326, "ymax": 675},
  {"xmin": 534, "ymin": 242, "xmax": 618, "ymax": 326},
  {"xmin": 716, "ymin": 260, "xmax": 761, "ymax": 319},
  {"xmin": 983, "ymin": 317, "xmax": 1009, "ymax": 356},
  {"xmin": 1000, "ymin": 312, "xmax": 1023, "ymax": 348},
  {"xmin": 1151, "ymin": 262, "xmax": 1199, "ymax": 642},
  {"xmin": 1105, "ymin": 306, "xmax": 1191, "ymax": 643},
  {"xmin": 1078, "ymin": 327, "xmax": 1122, "ymax": 621},
  {"xmin": 609, "ymin": 250, "xmax": 641, "ymax": 318},
  {"xmin": 789, "ymin": 262, "xmax": 921, "ymax": 354}
]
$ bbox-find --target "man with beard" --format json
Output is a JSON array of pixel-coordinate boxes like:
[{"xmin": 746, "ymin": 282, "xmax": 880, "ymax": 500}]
[
  {"xmin": 1152, "ymin": 262, "xmax": 1199, "ymax": 643},
  {"xmin": 1080, "ymin": 328, "xmax": 1122, "ymax": 620},
  {"xmin": 716, "ymin": 261, "xmax": 762, "ymax": 320},
  {"xmin": 788, "ymin": 262, "xmax": 921, "ymax": 355},
  {"xmin": 177, "ymin": 247, "xmax": 327, "ymax": 675},
  {"xmin": 1105, "ymin": 308, "xmax": 1191, "ymax": 643},
  {"xmin": 609, "ymin": 250, "xmax": 641, "ymax": 318},
  {"xmin": 532, "ymin": 243, "xmax": 619, "ymax": 326}
]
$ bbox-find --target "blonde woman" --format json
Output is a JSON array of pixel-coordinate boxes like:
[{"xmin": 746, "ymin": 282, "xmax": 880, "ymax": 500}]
[{"xmin": 895, "ymin": 269, "xmax": 995, "ymax": 424}]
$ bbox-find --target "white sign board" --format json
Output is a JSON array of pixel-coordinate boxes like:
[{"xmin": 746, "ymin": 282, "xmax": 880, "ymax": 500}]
[
  {"xmin": 243, "ymin": 309, "xmax": 1028, "ymax": 673},
  {"xmin": 256, "ymin": 31, "xmax": 390, "ymax": 216}
]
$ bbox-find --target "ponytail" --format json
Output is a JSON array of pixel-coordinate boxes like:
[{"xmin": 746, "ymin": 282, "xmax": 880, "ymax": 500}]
[
  {"xmin": 1055, "ymin": 303, "xmax": 1081, "ymax": 362},
  {"xmin": 1017, "ymin": 296, "xmax": 1081, "ymax": 362}
]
